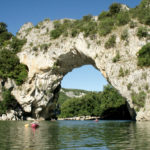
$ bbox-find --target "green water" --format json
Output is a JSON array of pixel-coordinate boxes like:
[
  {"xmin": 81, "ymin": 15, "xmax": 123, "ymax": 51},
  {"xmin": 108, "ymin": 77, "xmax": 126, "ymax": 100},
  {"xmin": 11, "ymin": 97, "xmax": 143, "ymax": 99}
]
[{"xmin": 0, "ymin": 120, "xmax": 150, "ymax": 150}]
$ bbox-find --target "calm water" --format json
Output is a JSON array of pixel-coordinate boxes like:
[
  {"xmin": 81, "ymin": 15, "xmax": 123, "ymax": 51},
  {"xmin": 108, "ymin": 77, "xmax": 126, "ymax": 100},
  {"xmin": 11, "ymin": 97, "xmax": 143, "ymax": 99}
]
[{"xmin": 0, "ymin": 120, "xmax": 150, "ymax": 150}]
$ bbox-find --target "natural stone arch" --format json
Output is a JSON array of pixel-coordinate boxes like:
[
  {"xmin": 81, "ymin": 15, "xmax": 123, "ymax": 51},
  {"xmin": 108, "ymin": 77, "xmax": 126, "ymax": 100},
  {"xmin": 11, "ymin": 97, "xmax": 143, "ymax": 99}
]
[
  {"xmin": 41, "ymin": 51, "xmax": 97, "ymax": 119},
  {"xmin": 11, "ymin": 20, "xmax": 150, "ymax": 121}
]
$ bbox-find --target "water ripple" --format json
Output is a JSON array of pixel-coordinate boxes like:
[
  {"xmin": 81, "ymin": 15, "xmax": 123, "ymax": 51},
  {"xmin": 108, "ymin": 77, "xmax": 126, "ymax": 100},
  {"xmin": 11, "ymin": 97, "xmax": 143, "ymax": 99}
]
[{"xmin": 0, "ymin": 120, "xmax": 150, "ymax": 150}]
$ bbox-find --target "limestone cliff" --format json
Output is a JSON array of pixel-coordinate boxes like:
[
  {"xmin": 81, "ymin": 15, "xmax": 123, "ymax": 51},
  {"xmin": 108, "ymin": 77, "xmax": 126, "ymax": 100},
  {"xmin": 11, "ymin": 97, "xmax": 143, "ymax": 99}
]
[{"xmin": 1, "ymin": 2, "xmax": 150, "ymax": 121}]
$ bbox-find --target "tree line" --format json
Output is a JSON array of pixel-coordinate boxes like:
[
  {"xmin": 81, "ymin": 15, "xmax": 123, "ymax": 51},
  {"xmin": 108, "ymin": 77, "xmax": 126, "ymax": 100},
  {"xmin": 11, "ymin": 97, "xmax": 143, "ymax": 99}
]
[{"xmin": 58, "ymin": 85, "xmax": 131, "ymax": 119}]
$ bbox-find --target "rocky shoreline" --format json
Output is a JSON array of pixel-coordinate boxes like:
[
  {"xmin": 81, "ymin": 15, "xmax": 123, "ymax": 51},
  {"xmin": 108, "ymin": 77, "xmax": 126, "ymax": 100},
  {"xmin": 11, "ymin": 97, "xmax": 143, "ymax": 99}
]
[
  {"xmin": 58, "ymin": 116, "xmax": 100, "ymax": 121},
  {"xmin": 0, "ymin": 110, "xmax": 23, "ymax": 121}
]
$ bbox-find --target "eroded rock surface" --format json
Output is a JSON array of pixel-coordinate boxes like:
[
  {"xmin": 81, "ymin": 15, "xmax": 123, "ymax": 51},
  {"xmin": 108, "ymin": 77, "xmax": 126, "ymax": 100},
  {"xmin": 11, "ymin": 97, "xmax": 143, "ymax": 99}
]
[{"xmin": 1, "ymin": 16, "xmax": 150, "ymax": 121}]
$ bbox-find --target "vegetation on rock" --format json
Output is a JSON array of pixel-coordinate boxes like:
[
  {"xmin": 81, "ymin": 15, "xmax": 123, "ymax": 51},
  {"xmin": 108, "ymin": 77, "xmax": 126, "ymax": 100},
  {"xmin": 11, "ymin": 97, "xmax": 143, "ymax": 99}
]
[
  {"xmin": 131, "ymin": 90, "xmax": 146, "ymax": 110},
  {"xmin": 127, "ymin": 83, "xmax": 132, "ymax": 90},
  {"xmin": 0, "ymin": 88, "xmax": 18, "ymax": 115},
  {"xmin": 112, "ymin": 51, "xmax": 120, "ymax": 62},
  {"xmin": 50, "ymin": 2, "xmax": 131, "ymax": 39},
  {"xmin": 0, "ymin": 22, "xmax": 28, "ymax": 85},
  {"xmin": 131, "ymin": 0, "xmax": 150, "ymax": 25},
  {"xmin": 105, "ymin": 34, "xmax": 116, "ymax": 49},
  {"xmin": 137, "ymin": 43, "xmax": 150, "ymax": 67},
  {"xmin": 137, "ymin": 27, "xmax": 148, "ymax": 39},
  {"xmin": 121, "ymin": 29, "xmax": 128, "ymax": 41},
  {"xmin": 49, "ymin": 0, "xmax": 150, "ymax": 45}
]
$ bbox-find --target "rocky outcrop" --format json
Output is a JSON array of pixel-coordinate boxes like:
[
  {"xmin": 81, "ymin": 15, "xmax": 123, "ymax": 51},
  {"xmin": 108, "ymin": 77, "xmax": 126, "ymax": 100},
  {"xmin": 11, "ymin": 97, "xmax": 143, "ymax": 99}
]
[
  {"xmin": 60, "ymin": 88, "xmax": 87, "ymax": 98},
  {"xmin": 0, "ymin": 110, "xmax": 23, "ymax": 121},
  {"xmin": 58, "ymin": 116, "xmax": 100, "ymax": 121},
  {"xmin": 1, "ymin": 15, "xmax": 150, "ymax": 121}
]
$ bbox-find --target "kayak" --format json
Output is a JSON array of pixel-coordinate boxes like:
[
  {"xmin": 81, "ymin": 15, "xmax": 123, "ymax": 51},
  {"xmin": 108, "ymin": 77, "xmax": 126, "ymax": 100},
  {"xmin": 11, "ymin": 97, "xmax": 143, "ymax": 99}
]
[
  {"xmin": 94, "ymin": 119, "xmax": 98, "ymax": 122},
  {"xmin": 31, "ymin": 123, "xmax": 39, "ymax": 128}
]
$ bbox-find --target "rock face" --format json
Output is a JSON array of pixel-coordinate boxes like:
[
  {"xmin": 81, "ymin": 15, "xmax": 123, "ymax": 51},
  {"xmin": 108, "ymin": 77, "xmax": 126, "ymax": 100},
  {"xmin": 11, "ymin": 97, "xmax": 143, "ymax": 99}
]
[
  {"xmin": 60, "ymin": 88, "xmax": 87, "ymax": 98},
  {"xmin": 0, "ymin": 110, "xmax": 23, "ymax": 121},
  {"xmin": 3, "ymin": 18, "xmax": 150, "ymax": 121}
]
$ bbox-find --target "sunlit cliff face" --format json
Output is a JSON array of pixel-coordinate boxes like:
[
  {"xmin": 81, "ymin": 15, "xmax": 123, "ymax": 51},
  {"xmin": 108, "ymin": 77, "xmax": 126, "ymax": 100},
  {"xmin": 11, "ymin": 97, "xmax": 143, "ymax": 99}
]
[{"xmin": 8, "ymin": 16, "xmax": 150, "ymax": 121}]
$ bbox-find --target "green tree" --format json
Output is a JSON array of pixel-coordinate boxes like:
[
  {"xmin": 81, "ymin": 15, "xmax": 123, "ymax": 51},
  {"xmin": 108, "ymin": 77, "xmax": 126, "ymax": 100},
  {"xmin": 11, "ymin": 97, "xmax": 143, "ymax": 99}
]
[
  {"xmin": 109, "ymin": 3, "xmax": 121, "ymax": 16},
  {"xmin": 0, "ymin": 49, "xmax": 28, "ymax": 85},
  {"xmin": 0, "ymin": 89, "xmax": 18, "ymax": 115},
  {"xmin": 0, "ymin": 22, "xmax": 7, "ymax": 34},
  {"xmin": 99, "ymin": 85, "xmax": 126, "ymax": 116},
  {"xmin": 59, "ymin": 85, "xmax": 126, "ymax": 118}
]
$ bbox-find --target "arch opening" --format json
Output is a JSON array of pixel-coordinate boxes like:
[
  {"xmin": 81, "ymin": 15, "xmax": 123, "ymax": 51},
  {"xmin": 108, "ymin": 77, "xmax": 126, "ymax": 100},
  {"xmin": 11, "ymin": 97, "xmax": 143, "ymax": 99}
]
[{"xmin": 57, "ymin": 65, "xmax": 132, "ymax": 120}]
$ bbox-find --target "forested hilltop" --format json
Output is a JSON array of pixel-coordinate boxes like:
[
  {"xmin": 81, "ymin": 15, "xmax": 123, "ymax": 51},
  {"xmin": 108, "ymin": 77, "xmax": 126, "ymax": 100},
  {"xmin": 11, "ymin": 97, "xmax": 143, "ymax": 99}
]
[
  {"xmin": 58, "ymin": 88, "xmax": 91, "ymax": 105},
  {"xmin": 58, "ymin": 85, "xmax": 131, "ymax": 120}
]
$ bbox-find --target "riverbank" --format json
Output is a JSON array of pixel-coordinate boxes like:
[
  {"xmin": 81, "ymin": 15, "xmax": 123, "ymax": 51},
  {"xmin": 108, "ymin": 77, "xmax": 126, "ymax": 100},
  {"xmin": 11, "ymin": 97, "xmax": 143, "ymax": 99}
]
[{"xmin": 58, "ymin": 116, "xmax": 100, "ymax": 120}]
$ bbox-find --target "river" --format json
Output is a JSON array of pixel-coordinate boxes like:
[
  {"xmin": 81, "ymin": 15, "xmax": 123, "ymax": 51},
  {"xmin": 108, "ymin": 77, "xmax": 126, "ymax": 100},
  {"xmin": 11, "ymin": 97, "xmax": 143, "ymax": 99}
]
[{"xmin": 0, "ymin": 120, "xmax": 150, "ymax": 150}]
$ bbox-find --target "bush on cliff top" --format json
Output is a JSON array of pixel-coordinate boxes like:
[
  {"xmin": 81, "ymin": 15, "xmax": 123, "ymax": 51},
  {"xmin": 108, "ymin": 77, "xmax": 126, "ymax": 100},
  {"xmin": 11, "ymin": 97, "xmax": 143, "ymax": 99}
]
[
  {"xmin": 50, "ymin": 2, "xmax": 131, "ymax": 39},
  {"xmin": 0, "ymin": 22, "xmax": 7, "ymax": 34},
  {"xmin": 131, "ymin": 0, "xmax": 150, "ymax": 25},
  {"xmin": 50, "ymin": 0, "xmax": 150, "ymax": 40}
]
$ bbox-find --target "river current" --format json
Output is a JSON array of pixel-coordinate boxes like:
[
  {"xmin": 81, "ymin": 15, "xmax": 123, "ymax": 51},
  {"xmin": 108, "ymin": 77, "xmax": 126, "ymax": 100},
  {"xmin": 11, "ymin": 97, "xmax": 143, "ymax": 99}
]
[{"xmin": 0, "ymin": 120, "xmax": 150, "ymax": 150}]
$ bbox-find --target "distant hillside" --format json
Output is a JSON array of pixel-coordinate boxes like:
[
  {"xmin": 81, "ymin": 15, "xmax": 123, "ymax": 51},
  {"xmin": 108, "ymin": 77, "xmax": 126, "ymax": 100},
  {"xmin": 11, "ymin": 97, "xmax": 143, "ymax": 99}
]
[
  {"xmin": 58, "ymin": 85, "xmax": 131, "ymax": 120},
  {"xmin": 58, "ymin": 88, "xmax": 93, "ymax": 105}
]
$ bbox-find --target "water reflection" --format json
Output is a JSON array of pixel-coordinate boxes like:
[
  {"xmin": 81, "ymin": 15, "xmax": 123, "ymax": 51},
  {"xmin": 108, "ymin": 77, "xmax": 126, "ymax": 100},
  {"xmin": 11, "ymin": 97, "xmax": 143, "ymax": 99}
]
[
  {"xmin": 0, "ymin": 120, "xmax": 150, "ymax": 149},
  {"xmin": 102, "ymin": 121, "xmax": 150, "ymax": 150},
  {"xmin": 0, "ymin": 121, "xmax": 60, "ymax": 150}
]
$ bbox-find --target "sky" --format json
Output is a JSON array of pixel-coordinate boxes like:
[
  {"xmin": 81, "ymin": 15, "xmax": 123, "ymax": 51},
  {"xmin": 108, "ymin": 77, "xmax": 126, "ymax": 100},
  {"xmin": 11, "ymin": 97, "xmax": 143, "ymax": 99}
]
[{"xmin": 0, "ymin": 0, "xmax": 141, "ymax": 91}]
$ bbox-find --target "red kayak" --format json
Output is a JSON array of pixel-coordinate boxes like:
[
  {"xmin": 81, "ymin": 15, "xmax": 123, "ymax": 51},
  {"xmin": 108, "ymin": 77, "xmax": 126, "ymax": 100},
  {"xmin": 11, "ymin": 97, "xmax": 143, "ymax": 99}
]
[
  {"xmin": 94, "ymin": 119, "xmax": 98, "ymax": 122},
  {"xmin": 31, "ymin": 123, "xmax": 39, "ymax": 128}
]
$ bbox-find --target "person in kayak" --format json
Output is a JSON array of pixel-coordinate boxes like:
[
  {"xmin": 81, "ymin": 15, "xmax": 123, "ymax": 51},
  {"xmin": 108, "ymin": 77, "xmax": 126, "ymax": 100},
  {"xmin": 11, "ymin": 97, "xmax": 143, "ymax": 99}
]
[{"xmin": 31, "ymin": 120, "xmax": 39, "ymax": 128}]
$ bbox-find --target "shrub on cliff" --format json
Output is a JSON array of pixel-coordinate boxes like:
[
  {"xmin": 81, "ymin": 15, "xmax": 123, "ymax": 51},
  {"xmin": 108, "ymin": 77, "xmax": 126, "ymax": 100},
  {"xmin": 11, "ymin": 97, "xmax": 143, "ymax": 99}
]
[
  {"xmin": 109, "ymin": 3, "xmax": 121, "ymax": 16},
  {"xmin": 10, "ymin": 37, "xmax": 27, "ymax": 53},
  {"xmin": 0, "ymin": 49, "xmax": 28, "ymax": 85},
  {"xmin": 82, "ymin": 21, "xmax": 97, "ymax": 37},
  {"xmin": 0, "ymin": 22, "xmax": 13, "ymax": 47},
  {"xmin": 0, "ymin": 22, "xmax": 7, "ymax": 34},
  {"xmin": 121, "ymin": 29, "xmax": 128, "ymax": 41},
  {"xmin": 137, "ymin": 27, "xmax": 148, "ymax": 39},
  {"xmin": 131, "ymin": 0, "xmax": 150, "ymax": 25},
  {"xmin": 82, "ymin": 14, "xmax": 92, "ymax": 22},
  {"xmin": 98, "ymin": 11, "xmax": 110, "ymax": 20},
  {"xmin": 98, "ymin": 18, "xmax": 115, "ymax": 36},
  {"xmin": 105, "ymin": 35, "xmax": 116, "ymax": 49},
  {"xmin": 0, "ymin": 23, "xmax": 28, "ymax": 85},
  {"xmin": 0, "ymin": 89, "xmax": 18, "ymax": 115},
  {"xmin": 50, "ymin": 28, "xmax": 63, "ymax": 39},
  {"xmin": 137, "ymin": 43, "xmax": 150, "ymax": 67},
  {"xmin": 0, "ymin": 32, "xmax": 13, "ymax": 47},
  {"xmin": 112, "ymin": 51, "xmax": 120, "ymax": 62},
  {"xmin": 131, "ymin": 91, "xmax": 146, "ymax": 109},
  {"xmin": 116, "ymin": 12, "xmax": 130, "ymax": 26}
]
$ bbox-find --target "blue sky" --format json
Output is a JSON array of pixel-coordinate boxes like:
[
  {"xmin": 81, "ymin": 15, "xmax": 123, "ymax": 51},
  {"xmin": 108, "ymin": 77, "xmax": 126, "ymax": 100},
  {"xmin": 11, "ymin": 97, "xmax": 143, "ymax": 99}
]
[
  {"xmin": 0, "ymin": 0, "xmax": 141, "ymax": 91},
  {"xmin": 62, "ymin": 65, "xmax": 107, "ymax": 91}
]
